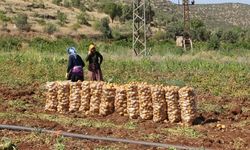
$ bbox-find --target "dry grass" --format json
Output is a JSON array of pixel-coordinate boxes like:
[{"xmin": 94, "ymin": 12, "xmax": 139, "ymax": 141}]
[{"xmin": 0, "ymin": 0, "xmax": 110, "ymax": 36}]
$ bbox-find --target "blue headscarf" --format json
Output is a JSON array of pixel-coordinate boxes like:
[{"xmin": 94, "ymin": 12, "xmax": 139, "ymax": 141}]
[{"xmin": 67, "ymin": 47, "xmax": 77, "ymax": 59}]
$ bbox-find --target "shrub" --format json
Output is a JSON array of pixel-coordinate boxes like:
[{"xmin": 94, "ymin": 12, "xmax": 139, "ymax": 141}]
[
  {"xmin": 14, "ymin": 13, "xmax": 31, "ymax": 31},
  {"xmin": 120, "ymin": 4, "xmax": 133, "ymax": 23},
  {"xmin": 102, "ymin": 3, "xmax": 122, "ymax": 23},
  {"xmin": 30, "ymin": 2, "xmax": 45, "ymax": 9},
  {"xmin": 44, "ymin": 23, "xmax": 57, "ymax": 34},
  {"xmin": 215, "ymin": 29, "xmax": 223, "ymax": 39},
  {"xmin": 99, "ymin": 17, "xmax": 112, "ymax": 39},
  {"xmin": 0, "ymin": 36, "xmax": 22, "ymax": 51},
  {"xmin": 79, "ymin": 5, "xmax": 88, "ymax": 12},
  {"xmin": 71, "ymin": 23, "xmax": 81, "ymax": 31},
  {"xmin": 93, "ymin": 21, "xmax": 101, "ymax": 31},
  {"xmin": 191, "ymin": 27, "xmax": 210, "ymax": 41},
  {"xmin": 222, "ymin": 30, "xmax": 239, "ymax": 44},
  {"xmin": 152, "ymin": 30, "xmax": 167, "ymax": 41},
  {"xmin": 29, "ymin": 37, "xmax": 76, "ymax": 53},
  {"xmin": 54, "ymin": 136, "xmax": 65, "ymax": 150},
  {"xmin": 36, "ymin": 19, "xmax": 46, "ymax": 26},
  {"xmin": 190, "ymin": 19, "xmax": 210, "ymax": 41},
  {"xmin": 0, "ymin": 137, "xmax": 17, "ymax": 150},
  {"xmin": 0, "ymin": 10, "xmax": 10, "ymax": 22},
  {"xmin": 77, "ymin": 12, "xmax": 90, "ymax": 26},
  {"xmin": 191, "ymin": 19, "xmax": 204, "ymax": 29},
  {"xmin": 145, "ymin": 5, "xmax": 155, "ymax": 24},
  {"xmin": 63, "ymin": 0, "xmax": 71, "ymax": 8},
  {"xmin": 71, "ymin": 0, "xmax": 81, "ymax": 8},
  {"xmin": 207, "ymin": 34, "xmax": 220, "ymax": 50},
  {"xmin": 244, "ymin": 30, "xmax": 250, "ymax": 42},
  {"xmin": 112, "ymin": 30, "xmax": 122, "ymax": 40},
  {"xmin": 1, "ymin": 22, "xmax": 8, "ymax": 32},
  {"xmin": 57, "ymin": 11, "xmax": 67, "ymax": 26},
  {"xmin": 166, "ymin": 21, "xmax": 183, "ymax": 40},
  {"xmin": 52, "ymin": 0, "xmax": 62, "ymax": 5}
]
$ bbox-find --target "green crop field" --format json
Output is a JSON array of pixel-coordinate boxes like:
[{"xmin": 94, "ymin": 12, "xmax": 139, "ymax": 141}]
[
  {"xmin": 0, "ymin": 0, "xmax": 250, "ymax": 149},
  {"xmin": 0, "ymin": 36, "xmax": 249, "ymax": 98},
  {"xmin": 0, "ymin": 36, "xmax": 249, "ymax": 149}
]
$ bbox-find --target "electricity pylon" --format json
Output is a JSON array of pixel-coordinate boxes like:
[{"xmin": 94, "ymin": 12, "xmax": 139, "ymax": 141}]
[
  {"xmin": 182, "ymin": 0, "xmax": 193, "ymax": 51},
  {"xmin": 132, "ymin": 0, "xmax": 149, "ymax": 56}
]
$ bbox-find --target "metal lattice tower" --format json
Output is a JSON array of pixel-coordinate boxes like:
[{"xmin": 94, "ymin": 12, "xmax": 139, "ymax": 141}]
[
  {"xmin": 183, "ymin": 0, "xmax": 190, "ymax": 38},
  {"xmin": 133, "ymin": 0, "xmax": 148, "ymax": 56},
  {"xmin": 182, "ymin": 0, "xmax": 193, "ymax": 51}
]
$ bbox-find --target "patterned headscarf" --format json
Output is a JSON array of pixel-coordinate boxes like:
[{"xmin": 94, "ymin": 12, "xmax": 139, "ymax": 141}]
[
  {"xmin": 67, "ymin": 47, "xmax": 77, "ymax": 58},
  {"xmin": 88, "ymin": 44, "xmax": 95, "ymax": 51}
]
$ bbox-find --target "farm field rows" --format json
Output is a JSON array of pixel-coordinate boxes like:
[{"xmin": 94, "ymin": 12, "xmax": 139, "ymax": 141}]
[{"xmin": 0, "ymin": 38, "xmax": 249, "ymax": 149}]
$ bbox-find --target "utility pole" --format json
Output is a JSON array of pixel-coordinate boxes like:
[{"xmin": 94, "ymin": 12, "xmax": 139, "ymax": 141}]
[
  {"xmin": 183, "ymin": 0, "xmax": 190, "ymax": 38},
  {"xmin": 182, "ymin": 0, "xmax": 193, "ymax": 51},
  {"xmin": 132, "ymin": 0, "xmax": 149, "ymax": 56}
]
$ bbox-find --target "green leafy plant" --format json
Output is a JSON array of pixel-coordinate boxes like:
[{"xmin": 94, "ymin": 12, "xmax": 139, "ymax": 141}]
[
  {"xmin": 63, "ymin": 0, "xmax": 71, "ymax": 8},
  {"xmin": 0, "ymin": 36, "xmax": 22, "ymax": 51},
  {"xmin": 36, "ymin": 19, "xmax": 46, "ymax": 26},
  {"xmin": 152, "ymin": 30, "xmax": 167, "ymax": 41},
  {"xmin": 43, "ymin": 23, "xmax": 57, "ymax": 35},
  {"xmin": 14, "ymin": 13, "xmax": 31, "ymax": 31},
  {"xmin": 102, "ymin": 3, "xmax": 122, "ymax": 23},
  {"xmin": 163, "ymin": 126, "xmax": 203, "ymax": 139},
  {"xmin": 77, "ymin": 12, "xmax": 90, "ymax": 26},
  {"xmin": 54, "ymin": 136, "xmax": 65, "ymax": 150},
  {"xmin": 0, "ymin": 137, "xmax": 17, "ymax": 150},
  {"xmin": 99, "ymin": 17, "xmax": 112, "ymax": 39},
  {"xmin": 120, "ymin": 4, "xmax": 133, "ymax": 22},
  {"xmin": 71, "ymin": 23, "xmax": 81, "ymax": 31},
  {"xmin": 0, "ymin": 10, "xmax": 10, "ymax": 22},
  {"xmin": 71, "ymin": 0, "xmax": 81, "ymax": 8},
  {"xmin": 57, "ymin": 11, "xmax": 67, "ymax": 26},
  {"xmin": 52, "ymin": 0, "xmax": 62, "ymax": 5},
  {"xmin": 207, "ymin": 33, "xmax": 220, "ymax": 50},
  {"xmin": 222, "ymin": 29, "xmax": 239, "ymax": 44}
]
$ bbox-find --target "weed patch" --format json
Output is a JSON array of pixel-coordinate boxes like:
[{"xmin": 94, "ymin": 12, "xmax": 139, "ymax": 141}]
[
  {"xmin": 142, "ymin": 133, "xmax": 162, "ymax": 140},
  {"xmin": 162, "ymin": 126, "xmax": 203, "ymax": 139},
  {"xmin": 197, "ymin": 102, "xmax": 225, "ymax": 114},
  {"xmin": 123, "ymin": 121, "xmax": 137, "ymax": 130}
]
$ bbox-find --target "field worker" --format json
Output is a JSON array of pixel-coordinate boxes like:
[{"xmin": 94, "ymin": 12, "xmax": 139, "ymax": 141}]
[
  {"xmin": 86, "ymin": 44, "xmax": 104, "ymax": 81},
  {"xmin": 66, "ymin": 47, "xmax": 85, "ymax": 82}
]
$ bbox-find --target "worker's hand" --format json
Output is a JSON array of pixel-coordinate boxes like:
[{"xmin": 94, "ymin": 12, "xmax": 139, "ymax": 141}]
[
  {"xmin": 65, "ymin": 73, "xmax": 68, "ymax": 79},
  {"xmin": 88, "ymin": 50, "xmax": 91, "ymax": 55}
]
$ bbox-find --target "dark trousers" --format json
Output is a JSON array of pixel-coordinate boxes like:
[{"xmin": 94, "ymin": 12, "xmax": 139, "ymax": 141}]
[{"xmin": 69, "ymin": 73, "xmax": 84, "ymax": 82}]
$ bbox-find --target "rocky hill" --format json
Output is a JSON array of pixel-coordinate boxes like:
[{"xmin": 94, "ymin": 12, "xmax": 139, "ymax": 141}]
[
  {"xmin": 109, "ymin": 0, "xmax": 250, "ymax": 29},
  {"xmin": 0, "ymin": 0, "xmax": 249, "ymax": 38},
  {"xmin": 0, "ymin": 0, "xmax": 110, "ymax": 38},
  {"xmin": 151, "ymin": 1, "xmax": 250, "ymax": 29},
  {"xmin": 190, "ymin": 3, "xmax": 250, "ymax": 29}
]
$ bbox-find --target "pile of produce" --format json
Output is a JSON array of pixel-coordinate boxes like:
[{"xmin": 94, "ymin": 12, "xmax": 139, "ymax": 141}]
[{"xmin": 45, "ymin": 81, "xmax": 197, "ymax": 125}]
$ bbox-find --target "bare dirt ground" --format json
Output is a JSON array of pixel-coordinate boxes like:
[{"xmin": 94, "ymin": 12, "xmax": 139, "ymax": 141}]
[{"xmin": 0, "ymin": 84, "xmax": 249, "ymax": 150}]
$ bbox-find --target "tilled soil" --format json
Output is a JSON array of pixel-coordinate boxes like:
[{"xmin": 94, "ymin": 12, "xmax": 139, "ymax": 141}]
[{"xmin": 0, "ymin": 84, "xmax": 249, "ymax": 150}]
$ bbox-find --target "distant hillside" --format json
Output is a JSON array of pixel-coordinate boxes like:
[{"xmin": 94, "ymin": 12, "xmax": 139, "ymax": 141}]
[
  {"xmin": 0, "ymin": 0, "xmax": 111, "ymax": 38},
  {"xmin": 151, "ymin": 1, "xmax": 250, "ymax": 29},
  {"xmin": 193, "ymin": 3, "xmax": 250, "ymax": 29},
  {"xmin": 119, "ymin": 0, "xmax": 250, "ymax": 29},
  {"xmin": 0, "ymin": 0, "xmax": 249, "ymax": 39}
]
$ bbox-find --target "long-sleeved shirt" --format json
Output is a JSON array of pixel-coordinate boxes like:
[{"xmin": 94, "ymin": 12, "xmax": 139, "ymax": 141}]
[
  {"xmin": 67, "ymin": 54, "xmax": 85, "ymax": 73},
  {"xmin": 86, "ymin": 51, "xmax": 103, "ymax": 71}
]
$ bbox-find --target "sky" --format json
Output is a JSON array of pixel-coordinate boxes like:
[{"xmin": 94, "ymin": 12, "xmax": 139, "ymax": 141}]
[{"xmin": 170, "ymin": 0, "xmax": 250, "ymax": 4}]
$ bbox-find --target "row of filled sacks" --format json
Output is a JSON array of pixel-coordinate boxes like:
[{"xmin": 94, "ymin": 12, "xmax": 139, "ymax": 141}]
[
  {"xmin": 45, "ymin": 81, "xmax": 115, "ymax": 115},
  {"xmin": 45, "ymin": 81, "xmax": 197, "ymax": 125}
]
